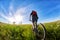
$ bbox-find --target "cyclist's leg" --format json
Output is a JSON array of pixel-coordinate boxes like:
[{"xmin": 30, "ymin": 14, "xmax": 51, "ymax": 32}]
[
  {"xmin": 36, "ymin": 21, "xmax": 38, "ymax": 30},
  {"xmin": 33, "ymin": 21, "xmax": 38, "ymax": 33},
  {"xmin": 35, "ymin": 21, "xmax": 38, "ymax": 33},
  {"xmin": 32, "ymin": 18, "xmax": 38, "ymax": 32},
  {"xmin": 32, "ymin": 21, "xmax": 35, "ymax": 31},
  {"xmin": 32, "ymin": 17, "xmax": 35, "ymax": 30},
  {"xmin": 32, "ymin": 22, "xmax": 34, "ymax": 29}
]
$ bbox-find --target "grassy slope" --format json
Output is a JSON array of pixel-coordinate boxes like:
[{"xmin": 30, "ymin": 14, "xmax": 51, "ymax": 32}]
[
  {"xmin": 0, "ymin": 21, "xmax": 60, "ymax": 40},
  {"xmin": 44, "ymin": 21, "xmax": 60, "ymax": 40}
]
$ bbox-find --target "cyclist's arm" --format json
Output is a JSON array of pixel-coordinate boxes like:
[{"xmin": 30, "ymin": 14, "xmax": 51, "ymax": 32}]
[
  {"xmin": 36, "ymin": 14, "xmax": 38, "ymax": 19},
  {"xmin": 36, "ymin": 12, "xmax": 39, "ymax": 19},
  {"xmin": 29, "ymin": 13, "xmax": 32, "ymax": 21}
]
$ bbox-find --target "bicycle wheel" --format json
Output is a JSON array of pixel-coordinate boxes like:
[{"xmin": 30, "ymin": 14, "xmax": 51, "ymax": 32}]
[
  {"xmin": 33, "ymin": 21, "xmax": 40, "ymax": 40},
  {"xmin": 37, "ymin": 23, "xmax": 46, "ymax": 40}
]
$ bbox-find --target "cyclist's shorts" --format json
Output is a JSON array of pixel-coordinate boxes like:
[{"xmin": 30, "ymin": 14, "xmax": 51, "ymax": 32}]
[{"xmin": 32, "ymin": 17, "xmax": 37, "ymax": 23}]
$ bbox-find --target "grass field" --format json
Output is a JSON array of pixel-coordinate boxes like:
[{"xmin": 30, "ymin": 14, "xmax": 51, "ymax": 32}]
[{"xmin": 0, "ymin": 20, "xmax": 60, "ymax": 40}]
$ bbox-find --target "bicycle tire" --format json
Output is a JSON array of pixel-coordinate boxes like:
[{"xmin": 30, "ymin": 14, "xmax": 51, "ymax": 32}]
[
  {"xmin": 37, "ymin": 23, "xmax": 46, "ymax": 40},
  {"xmin": 32, "ymin": 21, "xmax": 46, "ymax": 40}
]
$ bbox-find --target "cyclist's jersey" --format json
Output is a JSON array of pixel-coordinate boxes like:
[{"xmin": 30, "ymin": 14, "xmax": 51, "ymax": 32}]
[{"xmin": 30, "ymin": 11, "xmax": 38, "ymax": 22}]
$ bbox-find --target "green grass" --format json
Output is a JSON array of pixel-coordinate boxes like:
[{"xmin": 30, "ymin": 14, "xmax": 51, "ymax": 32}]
[{"xmin": 0, "ymin": 20, "xmax": 60, "ymax": 40}]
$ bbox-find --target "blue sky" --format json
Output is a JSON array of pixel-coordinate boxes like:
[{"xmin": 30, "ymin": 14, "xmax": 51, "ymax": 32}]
[{"xmin": 0, "ymin": 0, "xmax": 60, "ymax": 24}]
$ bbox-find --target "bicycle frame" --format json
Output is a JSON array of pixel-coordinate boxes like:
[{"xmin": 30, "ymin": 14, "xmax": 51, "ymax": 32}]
[{"xmin": 29, "ymin": 20, "xmax": 46, "ymax": 40}]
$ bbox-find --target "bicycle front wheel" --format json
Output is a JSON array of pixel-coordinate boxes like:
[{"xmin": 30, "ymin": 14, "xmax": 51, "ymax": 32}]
[{"xmin": 38, "ymin": 23, "xmax": 46, "ymax": 40}]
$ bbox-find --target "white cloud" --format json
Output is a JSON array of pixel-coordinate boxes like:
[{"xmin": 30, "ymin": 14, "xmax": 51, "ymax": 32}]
[
  {"xmin": 8, "ymin": 3, "xmax": 14, "ymax": 16},
  {"xmin": 7, "ymin": 7, "xmax": 26, "ymax": 24},
  {"xmin": 0, "ymin": 5, "xmax": 7, "ymax": 14},
  {"xmin": 0, "ymin": 3, "xmax": 33, "ymax": 24},
  {"xmin": 0, "ymin": 6, "xmax": 28, "ymax": 24}
]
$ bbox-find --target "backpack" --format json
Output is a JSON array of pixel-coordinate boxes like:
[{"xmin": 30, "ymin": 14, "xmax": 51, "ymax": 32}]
[{"xmin": 31, "ymin": 11, "xmax": 38, "ymax": 19}]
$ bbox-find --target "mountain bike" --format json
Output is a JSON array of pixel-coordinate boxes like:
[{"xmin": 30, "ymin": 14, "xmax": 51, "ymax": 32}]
[{"xmin": 30, "ymin": 20, "xmax": 46, "ymax": 40}]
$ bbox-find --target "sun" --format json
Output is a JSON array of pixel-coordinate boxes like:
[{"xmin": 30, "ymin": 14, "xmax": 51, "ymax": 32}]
[
  {"xmin": 2, "ymin": 7, "xmax": 25, "ymax": 24},
  {"xmin": 0, "ymin": 2, "xmax": 30, "ymax": 24},
  {"xmin": 7, "ymin": 15, "xmax": 23, "ymax": 24}
]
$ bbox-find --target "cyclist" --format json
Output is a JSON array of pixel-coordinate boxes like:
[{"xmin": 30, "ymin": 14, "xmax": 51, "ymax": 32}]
[{"xmin": 29, "ymin": 10, "xmax": 38, "ymax": 32}]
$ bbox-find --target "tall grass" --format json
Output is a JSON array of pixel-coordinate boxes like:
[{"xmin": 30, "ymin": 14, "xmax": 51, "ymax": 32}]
[{"xmin": 0, "ymin": 21, "xmax": 60, "ymax": 40}]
